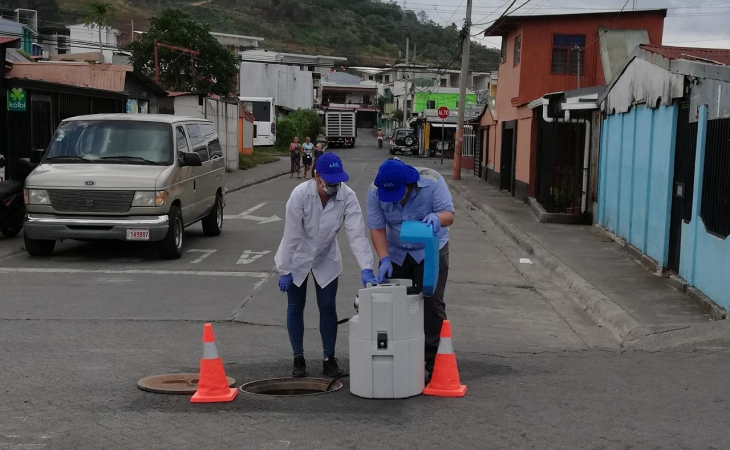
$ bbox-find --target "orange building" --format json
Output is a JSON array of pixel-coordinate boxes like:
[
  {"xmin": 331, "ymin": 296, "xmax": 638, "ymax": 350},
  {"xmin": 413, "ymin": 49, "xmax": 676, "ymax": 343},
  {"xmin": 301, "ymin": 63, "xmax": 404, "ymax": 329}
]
[{"xmin": 480, "ymin": 9, "xmax": 666, "ymax": 200}]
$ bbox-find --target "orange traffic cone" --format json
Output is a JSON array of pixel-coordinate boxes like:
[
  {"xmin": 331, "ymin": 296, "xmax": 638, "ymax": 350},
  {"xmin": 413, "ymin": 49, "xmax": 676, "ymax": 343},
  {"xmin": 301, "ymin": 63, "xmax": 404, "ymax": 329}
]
[
  {"xmin": 190, "ymin": 323, "xmax": 238, "ymax": 403},
  {"xmin": 423, "ymin": 320, "xmax": 467, "ymax": 397}
]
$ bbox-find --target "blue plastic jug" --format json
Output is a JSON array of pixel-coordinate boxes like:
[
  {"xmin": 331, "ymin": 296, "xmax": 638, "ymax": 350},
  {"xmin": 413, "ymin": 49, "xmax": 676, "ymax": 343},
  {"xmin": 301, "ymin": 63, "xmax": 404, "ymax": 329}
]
[{"xmin": 399, "ymin": 221, "xmax": 440, "ymax": 296}]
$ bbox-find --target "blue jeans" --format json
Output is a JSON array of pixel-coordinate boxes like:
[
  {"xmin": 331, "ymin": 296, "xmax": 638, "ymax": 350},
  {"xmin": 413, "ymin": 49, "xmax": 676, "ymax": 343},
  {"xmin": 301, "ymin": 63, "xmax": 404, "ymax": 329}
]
[{"xmin": 286, "ymin": 275, "xmax": 339, "ymax": 358}]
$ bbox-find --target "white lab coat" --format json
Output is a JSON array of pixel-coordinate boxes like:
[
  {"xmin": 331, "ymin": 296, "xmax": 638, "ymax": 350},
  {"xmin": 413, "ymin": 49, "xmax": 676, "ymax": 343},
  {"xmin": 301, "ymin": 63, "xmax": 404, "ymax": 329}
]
[{"xmin": 275, "ymin": 180, "xmax": 374, "ymax": 288}]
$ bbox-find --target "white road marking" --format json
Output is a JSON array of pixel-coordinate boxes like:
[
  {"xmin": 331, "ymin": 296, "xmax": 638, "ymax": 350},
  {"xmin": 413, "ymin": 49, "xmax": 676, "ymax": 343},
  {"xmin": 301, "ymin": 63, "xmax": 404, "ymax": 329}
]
[
  {"xmin": 224, "ymin": 202, "xmax": 282, "ymax": 224},
  {"xmin": 519, "ymin": 258, "xmax": 533, "ymax": 265},
  {"xmin": 187, "ymin": 249, "xmax": 217, "ymax": 264},
  {"xmin": 237, "ymin": 250, "xmax": 271, "ymax": 265},
  {"xmin": 0, "ymin": 267, "xmax": 270, "ymax": 278}
]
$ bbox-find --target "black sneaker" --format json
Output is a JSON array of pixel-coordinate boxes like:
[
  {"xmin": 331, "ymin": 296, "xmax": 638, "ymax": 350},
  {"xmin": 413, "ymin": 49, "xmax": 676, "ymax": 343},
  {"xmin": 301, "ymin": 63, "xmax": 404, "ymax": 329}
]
[
  {"xmin": 292, "ymin": 356, "xmax": 306, "ymax": 378},
  {"xmin": 322, "ymin": 355, "xmax": 344, "ymax": 377}
]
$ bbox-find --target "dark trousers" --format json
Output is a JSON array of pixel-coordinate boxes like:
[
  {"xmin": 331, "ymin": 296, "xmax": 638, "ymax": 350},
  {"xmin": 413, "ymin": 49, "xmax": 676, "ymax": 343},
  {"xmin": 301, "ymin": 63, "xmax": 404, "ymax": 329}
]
[
  {"xmin": 390, "ymin": 243, "xmax": 449, "ymax": 372},
  {"xmin": 286, "ymin": 276, "xmax": 339, "ymax": 358}
]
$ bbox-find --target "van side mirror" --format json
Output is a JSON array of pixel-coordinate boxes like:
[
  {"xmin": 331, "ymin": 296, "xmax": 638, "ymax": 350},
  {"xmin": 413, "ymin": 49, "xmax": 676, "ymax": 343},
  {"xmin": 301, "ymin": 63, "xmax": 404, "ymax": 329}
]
[
  {"xmin": 30, "ymin": 149, "xmax": 45, "ymax": 164},
  {"xmin": 179, "ymin": 151, "xmax": 202, "ymax": 167}
]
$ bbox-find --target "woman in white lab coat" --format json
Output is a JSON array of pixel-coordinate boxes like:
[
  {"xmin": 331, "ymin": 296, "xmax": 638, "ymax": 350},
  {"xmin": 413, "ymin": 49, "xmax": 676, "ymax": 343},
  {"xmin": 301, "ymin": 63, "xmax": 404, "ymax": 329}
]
[{"xmin": 275, "ymin": 153, "xmax": 377, "ymax": 378}]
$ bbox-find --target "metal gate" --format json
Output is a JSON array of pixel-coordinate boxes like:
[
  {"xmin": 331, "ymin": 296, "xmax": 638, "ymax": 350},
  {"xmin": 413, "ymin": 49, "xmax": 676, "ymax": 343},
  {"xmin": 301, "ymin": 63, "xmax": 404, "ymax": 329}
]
[
  {"xmin": 462, "ymin": 125, "xmax": 475, "ymax": 157},
  {"xmin": 474, "ymin": 127, "xmax": 485, "ymax": 178},
  {"xmin": 668, "ymin": 102, "xmax": 698, "ymax": 273}
]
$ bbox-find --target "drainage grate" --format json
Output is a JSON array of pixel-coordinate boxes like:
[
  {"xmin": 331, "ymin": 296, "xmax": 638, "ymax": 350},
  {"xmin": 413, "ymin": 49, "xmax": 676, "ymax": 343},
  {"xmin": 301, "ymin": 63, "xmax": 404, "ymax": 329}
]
[{"xmin": 240, "ymin": 377, "xmax": 343, "ymax": 396}]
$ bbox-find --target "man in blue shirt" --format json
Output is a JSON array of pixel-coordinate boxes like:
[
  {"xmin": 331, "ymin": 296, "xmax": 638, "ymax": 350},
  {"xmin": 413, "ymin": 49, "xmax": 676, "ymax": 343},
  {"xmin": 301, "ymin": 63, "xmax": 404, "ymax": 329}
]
[{"xmin": 367, "ymin": 159, "xmax": 455, "ymax": 375}]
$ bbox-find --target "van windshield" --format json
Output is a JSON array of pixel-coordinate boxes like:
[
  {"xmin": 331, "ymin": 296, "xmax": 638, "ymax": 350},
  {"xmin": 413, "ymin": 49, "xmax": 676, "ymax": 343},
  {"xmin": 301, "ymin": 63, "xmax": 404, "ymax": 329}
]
[{"xmin": 44, "ymin": 120, "xmax": 173, "ymax": 165}]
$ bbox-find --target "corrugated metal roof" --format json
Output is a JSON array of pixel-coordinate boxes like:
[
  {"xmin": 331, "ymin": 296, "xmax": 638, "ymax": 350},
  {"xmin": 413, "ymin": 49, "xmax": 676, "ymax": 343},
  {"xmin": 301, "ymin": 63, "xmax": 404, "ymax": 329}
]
[
  {"xmin": 484, "ymin": 9, "xmax": 667, "ymax": 36},
  {"xmin": 639, "ymin": 44, "xmax": 730, "ymax": 66},
  {"xmin": 599, "ymin": 28, "xmax": 650, "ymax": 81},
  {"xmin": 7, "ymin": 62, "xmax": 128, "ymax": 91}
]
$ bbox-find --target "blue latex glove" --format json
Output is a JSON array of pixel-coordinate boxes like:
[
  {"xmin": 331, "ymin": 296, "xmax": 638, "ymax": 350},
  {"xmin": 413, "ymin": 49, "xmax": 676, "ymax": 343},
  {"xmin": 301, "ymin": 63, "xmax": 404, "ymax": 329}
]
[
  {"xmin": 278, "ymin": 273, "xmax": 293, "ymax": 292},
  {"xmin": 361, "ymin": 269, "xmax": 377, "ymax": 287},
  {"xmin": 376, "ymin": 256, "xmax": 393, "ymax": 284},
  {"xmin": 422, "ymin": 213, "xmax": 441, "ymax": 235}
]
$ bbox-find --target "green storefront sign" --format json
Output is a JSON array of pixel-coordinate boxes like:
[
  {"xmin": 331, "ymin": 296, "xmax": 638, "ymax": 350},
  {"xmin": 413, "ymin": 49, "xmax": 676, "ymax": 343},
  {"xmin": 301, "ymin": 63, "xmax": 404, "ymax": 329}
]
[{"xmin": 7, "ymin": 88, "xmax": 27, "ymax": 112}]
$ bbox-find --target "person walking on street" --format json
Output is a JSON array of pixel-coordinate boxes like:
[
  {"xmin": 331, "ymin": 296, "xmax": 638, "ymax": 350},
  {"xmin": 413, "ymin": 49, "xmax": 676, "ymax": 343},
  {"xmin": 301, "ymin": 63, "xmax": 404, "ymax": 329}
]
[
  {"xmin": 276, "ymin": 153, "xmax": 377, "ymax": 378},
  {"xmin": 302, "ymin": 137, "xmax": 314, "ymax": 179},
  {"xmin": 377, "ymin": 128, "xmax": 384, "ymax": 150},
  {"xmin": 366, "ymin": 159, "xmax": 454, "ymax": 379},
  {"xmin": 289, "ymin": 137, "xmax": 302, "ymax": 178},
  {"xmin": 313, "ymin": 143, "xmax": 325, "ymax": 167}
]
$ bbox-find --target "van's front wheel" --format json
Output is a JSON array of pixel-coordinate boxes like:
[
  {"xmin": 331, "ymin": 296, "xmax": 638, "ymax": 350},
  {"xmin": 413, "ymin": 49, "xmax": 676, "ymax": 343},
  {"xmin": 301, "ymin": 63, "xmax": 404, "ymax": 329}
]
[{"xmin": 158, "ymin": 206, "xmax": 183, "ymax": 260}]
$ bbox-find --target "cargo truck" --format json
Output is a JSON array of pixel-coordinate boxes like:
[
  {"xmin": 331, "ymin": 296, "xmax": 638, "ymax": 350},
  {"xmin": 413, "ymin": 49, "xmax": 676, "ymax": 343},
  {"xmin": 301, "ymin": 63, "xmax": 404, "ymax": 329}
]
[{"xmin": 324, "ymin": 109, "xmax": 356, "ymax": 148}]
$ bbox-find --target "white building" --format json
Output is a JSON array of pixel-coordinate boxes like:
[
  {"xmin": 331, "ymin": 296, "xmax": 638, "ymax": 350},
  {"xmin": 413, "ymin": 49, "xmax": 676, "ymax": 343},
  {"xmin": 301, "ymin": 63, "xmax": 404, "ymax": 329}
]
[
  {"xmin": 209, "ymin": 32, "xmax": 263, "ymax": 52},
  {"xmin": 67, "ymin": 24, "xmax": 119, "ymax": 63},
  {"xmin": 239, "ymin": 50, "xmax": 347, "ymax": 110}
]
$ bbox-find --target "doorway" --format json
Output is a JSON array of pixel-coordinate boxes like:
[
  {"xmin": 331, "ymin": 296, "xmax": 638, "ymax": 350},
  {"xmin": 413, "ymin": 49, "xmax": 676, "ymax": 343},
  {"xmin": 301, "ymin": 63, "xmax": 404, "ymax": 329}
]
[
  {"xmin": 500, "ymin": 120, "xmax": 517, "ymax": 192},
  {"xmin": 667, "ymin": 102, "xmax": 698, "ymax": 273}
]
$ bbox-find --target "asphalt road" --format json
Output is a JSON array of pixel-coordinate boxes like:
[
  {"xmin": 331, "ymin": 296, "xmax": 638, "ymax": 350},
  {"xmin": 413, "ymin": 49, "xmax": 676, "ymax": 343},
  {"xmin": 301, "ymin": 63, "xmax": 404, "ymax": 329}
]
[{"xmin": 0, "ymin": 135, "xmax": 728, "ymax": 449}]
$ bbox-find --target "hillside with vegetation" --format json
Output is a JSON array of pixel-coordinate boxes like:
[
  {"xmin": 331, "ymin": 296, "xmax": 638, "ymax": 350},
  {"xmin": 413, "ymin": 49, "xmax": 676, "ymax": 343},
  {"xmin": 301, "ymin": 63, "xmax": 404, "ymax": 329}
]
[{"xmin": 7, "ymin": 0, "xmax": 500, "ymax": 71}]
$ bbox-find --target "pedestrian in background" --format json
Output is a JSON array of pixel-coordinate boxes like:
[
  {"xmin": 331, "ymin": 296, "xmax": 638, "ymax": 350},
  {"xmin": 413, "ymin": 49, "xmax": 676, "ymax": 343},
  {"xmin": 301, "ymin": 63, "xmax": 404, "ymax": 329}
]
[
  {"xmin": 313, "ymin": 143, "xmax": 325, "ymax": 168},
  {"xmin": 366, "ymin": 158, "xmax": 455, "ymax": 380},
  {"xmin": 302, "ymin": 137, "xmax": 314, "ymax": 179},
  {"xmin": 289, "ymin": 136, "xmax": 302, "ymax": 178},
  {"xmin": 276, "ymin": 153, "xmax": 377, "ymax": 378}
]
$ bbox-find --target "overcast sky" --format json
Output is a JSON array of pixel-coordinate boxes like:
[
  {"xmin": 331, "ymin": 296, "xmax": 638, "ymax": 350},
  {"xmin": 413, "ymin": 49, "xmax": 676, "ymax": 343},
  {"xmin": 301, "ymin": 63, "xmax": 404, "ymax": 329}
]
[{"xmin": 405, "ymin": 0, "xmax": 730, "ymax": 50}]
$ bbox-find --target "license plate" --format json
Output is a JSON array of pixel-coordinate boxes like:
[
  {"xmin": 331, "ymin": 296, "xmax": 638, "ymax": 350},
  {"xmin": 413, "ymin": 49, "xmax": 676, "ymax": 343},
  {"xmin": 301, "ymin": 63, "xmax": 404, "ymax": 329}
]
[{"xmin": 126, "ymin": 229, "xmax": 150, "ymax": 241}]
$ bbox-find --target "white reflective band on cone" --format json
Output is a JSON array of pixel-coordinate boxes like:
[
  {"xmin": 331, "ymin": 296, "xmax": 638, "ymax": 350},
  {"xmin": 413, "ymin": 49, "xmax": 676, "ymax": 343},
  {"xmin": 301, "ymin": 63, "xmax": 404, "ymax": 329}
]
[
  {"xmin": 202, "ymin": 342, "xmax": 220, "ymax": 359},
  {"xmin": 436, "ymin": 337, "xmax": 454, "ymax": 354}
]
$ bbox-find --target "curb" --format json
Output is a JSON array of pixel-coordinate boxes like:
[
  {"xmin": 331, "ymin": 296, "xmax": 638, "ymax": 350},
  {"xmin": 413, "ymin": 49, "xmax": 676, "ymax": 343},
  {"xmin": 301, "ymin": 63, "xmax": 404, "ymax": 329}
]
[
  {"xmin": 448, "ymin": 179, "xmax": 652, "ymax": 344},
  {"xmin": 225, "ymin": 170, "xmax": 290, "ymax": 195}
]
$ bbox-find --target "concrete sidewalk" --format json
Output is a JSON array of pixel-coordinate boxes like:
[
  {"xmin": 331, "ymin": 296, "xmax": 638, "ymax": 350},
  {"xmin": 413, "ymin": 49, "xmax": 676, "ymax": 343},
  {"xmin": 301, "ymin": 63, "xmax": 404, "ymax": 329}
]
[
  {"xmin": 443, "ymin": 167, "xmax": 725, "ymax": 348},
  {"xmin": 225, "ymin": 158, "xmax": 289, "ymax": 193},
  {"xmin": 0, "ymin": 159, "xmax": 290, "ymax": 261}
]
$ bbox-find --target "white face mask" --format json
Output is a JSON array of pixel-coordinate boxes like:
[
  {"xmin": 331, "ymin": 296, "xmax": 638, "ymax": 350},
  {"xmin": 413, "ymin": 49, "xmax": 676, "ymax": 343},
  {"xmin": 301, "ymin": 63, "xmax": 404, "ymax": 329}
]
[{"xmin": 320, "ymin": 180, "xmax": 340, "ymax": 196}]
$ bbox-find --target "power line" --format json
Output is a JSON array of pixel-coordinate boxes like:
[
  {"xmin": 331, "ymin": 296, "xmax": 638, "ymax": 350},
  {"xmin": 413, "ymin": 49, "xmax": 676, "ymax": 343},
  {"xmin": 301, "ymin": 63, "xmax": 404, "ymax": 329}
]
[{"xmin": 580, "ymin": 0, "xmax": 631, "ymax": 51}]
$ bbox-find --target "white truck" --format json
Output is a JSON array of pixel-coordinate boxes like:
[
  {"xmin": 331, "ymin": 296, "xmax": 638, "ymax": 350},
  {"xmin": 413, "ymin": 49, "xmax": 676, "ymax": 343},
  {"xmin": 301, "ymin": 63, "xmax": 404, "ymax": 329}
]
[{"xmin": 324, "ymin": 109, "xmax": 357, "ymax": 148}]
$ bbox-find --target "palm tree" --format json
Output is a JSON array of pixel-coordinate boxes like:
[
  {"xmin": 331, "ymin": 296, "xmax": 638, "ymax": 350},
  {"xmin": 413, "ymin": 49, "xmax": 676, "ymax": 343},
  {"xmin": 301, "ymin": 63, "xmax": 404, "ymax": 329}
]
[{"xmin": 83, "ymin": 2, "xmax": 115, "ymax": 64}]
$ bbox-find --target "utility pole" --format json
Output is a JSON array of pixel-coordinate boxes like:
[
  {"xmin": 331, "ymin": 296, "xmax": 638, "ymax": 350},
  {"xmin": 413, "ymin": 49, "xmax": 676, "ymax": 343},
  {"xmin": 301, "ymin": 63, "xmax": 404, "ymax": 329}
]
[
  {"xmin": 130, "ymin": 20, "xmax": 134, "ymax": 43},
  {"xmin": 452, "ymin": 0, "xmax": 472, "ymax": 181},
  {"xmin": 404, "ymin": 37, "xmax": 410, "ymax": 128}
]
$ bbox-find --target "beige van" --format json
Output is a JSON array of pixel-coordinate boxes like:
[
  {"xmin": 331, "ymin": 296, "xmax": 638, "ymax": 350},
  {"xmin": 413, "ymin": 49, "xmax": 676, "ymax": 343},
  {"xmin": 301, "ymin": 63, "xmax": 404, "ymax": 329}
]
[{"xmin": 23, "ymin": 114, "xmax": 226, "ymax": 259}]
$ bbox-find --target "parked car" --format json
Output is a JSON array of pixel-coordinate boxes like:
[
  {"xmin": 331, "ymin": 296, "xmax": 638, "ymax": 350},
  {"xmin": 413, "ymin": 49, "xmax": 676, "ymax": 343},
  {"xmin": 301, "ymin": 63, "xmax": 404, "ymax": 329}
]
[
  {"xmin": 23, "ymin": 114, "xmax": 226, "ymax": 259},
  {"xmin": 389, "ymin": 128, "xmax": 419, "ymax": 155}
]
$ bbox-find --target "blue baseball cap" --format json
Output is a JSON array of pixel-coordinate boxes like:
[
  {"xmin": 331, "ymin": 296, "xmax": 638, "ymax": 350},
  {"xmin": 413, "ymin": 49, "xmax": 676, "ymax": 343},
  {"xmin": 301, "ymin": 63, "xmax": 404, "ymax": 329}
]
[
  {"xmin": 374, "ymin": 159, "xmax": 420, "ymax": 202},
  {"xmin": 315, "ymin": 153, "xmax": 349, "ymax": 184}
]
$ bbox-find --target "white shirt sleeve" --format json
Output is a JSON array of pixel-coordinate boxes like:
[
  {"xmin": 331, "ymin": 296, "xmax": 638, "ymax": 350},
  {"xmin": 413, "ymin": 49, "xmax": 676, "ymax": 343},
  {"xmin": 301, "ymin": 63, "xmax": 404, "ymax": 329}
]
[
  {"xmin": 343, "ymin": 187, "xmax": 375, "ymax": 271},
  {"xmin": 274, "ymin": 189, "xmax": 304, "ymax": 276}
]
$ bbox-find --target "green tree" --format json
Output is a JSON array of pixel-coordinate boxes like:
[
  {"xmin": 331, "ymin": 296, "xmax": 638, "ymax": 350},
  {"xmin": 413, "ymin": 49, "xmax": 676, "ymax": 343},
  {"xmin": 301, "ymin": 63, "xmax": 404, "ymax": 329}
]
[
  {"xmin": 128, "ymin": 9, "xmax": 238, "ymax": 95},
  {"xmin": 83, "ymin": 2, "xmax": 115, "ymax": 64}
]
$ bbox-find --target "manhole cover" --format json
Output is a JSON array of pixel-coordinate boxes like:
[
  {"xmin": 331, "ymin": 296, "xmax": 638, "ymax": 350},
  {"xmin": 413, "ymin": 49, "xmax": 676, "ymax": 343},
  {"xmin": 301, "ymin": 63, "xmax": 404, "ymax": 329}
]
[
  {"xmin": 137, "ymin": 373, "xmax": 236, "ymax": 395},
  {"xmin": 240, "ymin": 377, "xmax": 343, "ymax": 396}
]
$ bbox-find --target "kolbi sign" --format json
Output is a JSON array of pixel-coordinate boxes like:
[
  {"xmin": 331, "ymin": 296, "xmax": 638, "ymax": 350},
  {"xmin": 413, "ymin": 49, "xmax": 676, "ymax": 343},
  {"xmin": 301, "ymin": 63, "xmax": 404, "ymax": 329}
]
[{"xmin": 7, "ymin": 88, "xmax": 27, "ymax": 112}]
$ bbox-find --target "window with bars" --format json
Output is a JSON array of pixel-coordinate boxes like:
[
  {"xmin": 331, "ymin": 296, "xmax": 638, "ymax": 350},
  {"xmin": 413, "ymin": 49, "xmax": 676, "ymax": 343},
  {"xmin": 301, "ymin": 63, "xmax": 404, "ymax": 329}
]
[
  {"xmin": 513, "ymin": 35, "xmax": 521, "ymax": 66},
  {"xmin": 500, "ymin": 38, "xmax": 507, "ymax": 64},
  {"xmin": 700, "ymin": 117, "xmax": 730, "ymax": 238},
  {"xmin": 551, "ymin": 35, "xmax": 585, "ymax": 75}
]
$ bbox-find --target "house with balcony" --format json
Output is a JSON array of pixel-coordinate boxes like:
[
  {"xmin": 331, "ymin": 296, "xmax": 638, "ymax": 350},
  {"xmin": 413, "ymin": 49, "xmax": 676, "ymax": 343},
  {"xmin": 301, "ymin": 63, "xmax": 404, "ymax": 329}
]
[
  {"xmin": 479, "ymin": 9, "xmax": 666, "ymax": 206},
  {"xmin": 321, "ymin": 72, "xmax": 378, "ymax": 129}
]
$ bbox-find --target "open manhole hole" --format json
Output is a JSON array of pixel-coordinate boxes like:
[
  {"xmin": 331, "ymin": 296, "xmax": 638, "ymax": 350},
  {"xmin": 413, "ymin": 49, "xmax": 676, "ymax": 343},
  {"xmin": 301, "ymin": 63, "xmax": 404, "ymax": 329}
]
[
  {"xmin": 240, "ymin": 377, "xmax": 343, "ymax": 396},
  {"xmin": 137, "ymin": 373, "xmax": 236, "ymax": 395}
]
